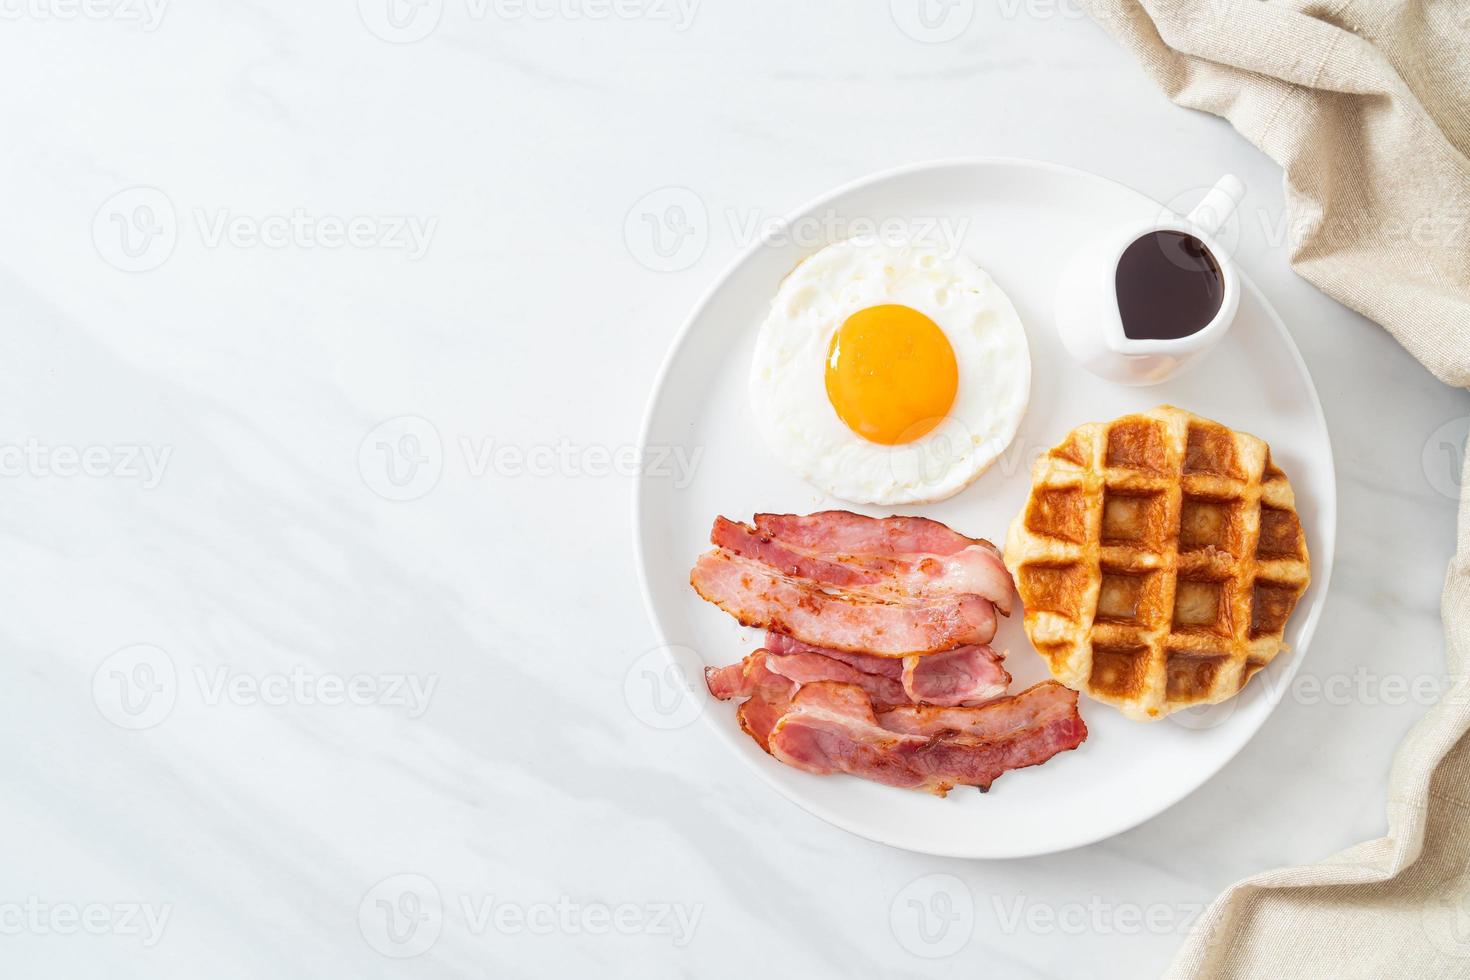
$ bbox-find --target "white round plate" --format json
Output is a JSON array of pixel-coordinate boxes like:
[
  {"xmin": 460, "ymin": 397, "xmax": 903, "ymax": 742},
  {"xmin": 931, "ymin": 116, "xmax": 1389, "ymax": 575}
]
[{"xmin": 634, "ymin": 159, "xmax": 1335, "ymax": 858}]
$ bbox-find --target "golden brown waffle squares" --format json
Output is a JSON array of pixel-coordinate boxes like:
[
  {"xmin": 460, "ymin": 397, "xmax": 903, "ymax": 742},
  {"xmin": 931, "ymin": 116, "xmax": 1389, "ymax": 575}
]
[{"xmin": 1004, "ymin": 405, "xmax": 1311, "ymax": 721}]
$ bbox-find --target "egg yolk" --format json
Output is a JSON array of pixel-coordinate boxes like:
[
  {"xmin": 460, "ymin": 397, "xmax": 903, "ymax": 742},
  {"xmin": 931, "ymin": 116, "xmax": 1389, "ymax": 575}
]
[{"xmin": 824, "ymin": 304, "xmax": 958, "ymax": 446}]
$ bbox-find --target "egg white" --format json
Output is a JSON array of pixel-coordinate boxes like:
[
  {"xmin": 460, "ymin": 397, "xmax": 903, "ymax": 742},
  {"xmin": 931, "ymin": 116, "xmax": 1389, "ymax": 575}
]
[{"xmin": 749, "ymin": 237, "xmax": 1031, "ymax": 505}]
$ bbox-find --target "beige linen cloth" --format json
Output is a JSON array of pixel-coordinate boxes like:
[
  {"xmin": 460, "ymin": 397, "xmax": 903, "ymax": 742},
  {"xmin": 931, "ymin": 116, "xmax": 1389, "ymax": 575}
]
[{"xmin": 1070, "ymin": 0, "xmax": 1470, "ymax": 976}]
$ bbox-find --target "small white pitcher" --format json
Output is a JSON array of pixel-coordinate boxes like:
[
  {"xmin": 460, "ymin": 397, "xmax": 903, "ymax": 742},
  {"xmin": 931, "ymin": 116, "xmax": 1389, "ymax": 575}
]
[{"xmin": 1054, "ymin": 175, "xmax": 1245, "ymax": 386}]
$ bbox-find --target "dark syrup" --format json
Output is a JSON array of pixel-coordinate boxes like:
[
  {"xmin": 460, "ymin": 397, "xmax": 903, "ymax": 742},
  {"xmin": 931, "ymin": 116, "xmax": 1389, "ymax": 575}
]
[{"xmin": 1115, "ymin": 231, "xmax": 1224, "ymax": 340}]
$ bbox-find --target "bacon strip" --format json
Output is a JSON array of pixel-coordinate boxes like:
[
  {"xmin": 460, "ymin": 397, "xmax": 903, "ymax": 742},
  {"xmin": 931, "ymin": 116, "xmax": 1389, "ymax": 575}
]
[
  {"xmin": 765, "ymin": 631, "xmax": 1009, "ymax": 706},
  {"xmin": 702, "ymin": 653, "xmax": 794, "ymax": 753},
  {"xmin": 737, "ymin": 690, "xmax": 791, "ymax": 753},
  {"xmin": 706, "ymin": 649, "xmax": 906, "ymax": 710},
  {"xmin": 690, "ymin": 550, "xmax": 996, "ymax": 655},
  {"xmin": 768, "ymin": 681, "xmax": 1088, "ymax": 795},
  {"xmin": 901, "ymin": 646, "xmax": 1011, "ymax": 707},
  {"xmin": 878, "ymin": 680, "xmax": 1079, "ymax": 738},
  {"xmin": 753, "ymin": 511, "xmax": 981, "ymax": 557},
  {"xmin": 766, "ymin": 652, "xmax": 906, "ymax": 709},
  {"xmin": 712, "ymin": 517, "xmax": 872, "ymax": 587},
  {"xmin": 704, "ymin": 651, "xmax": 796, "ymax": 701},
  {"xmin": 763, "ymin": 631, "xmax": 903, "ymax": 679},
  {"xmin": 730, "ymin": 513, "xmax": 1012, "ymax": 615}
]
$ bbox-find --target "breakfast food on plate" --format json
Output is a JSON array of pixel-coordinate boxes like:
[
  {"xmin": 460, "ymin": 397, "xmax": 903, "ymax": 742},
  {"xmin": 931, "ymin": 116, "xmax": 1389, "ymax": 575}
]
[
  {"xmin": 762, "ymin": 633, "xmax": 1011, "ymax": 707},
  {"xmin": 709, "ymin": 515, "xmax": 1013, "ymax": 611},
  {"xmin": 748, "ymin": 238, "xmax": 1030, "ymax": 505},
  {"xmin": 761, "ymin": 681, "xmax": 1084, "ymax": 795},
  {"xmin": 690, "ymin": 550, "xmax": 997, "ymax": 655},
  {"xmin": 1004, "ymin": 405, "xmax": 1311, "ymax": 721},
  {"xmin": 691, "ymin": 510, "xmax": 1088, "ymax": 795},
  {"xmin": 690, "ymin": 511, "xmax": 1013, "ymax": 654},
  {"xmin": 706, "ymin": 658, "xmax": 1085, "ymax": 796}
]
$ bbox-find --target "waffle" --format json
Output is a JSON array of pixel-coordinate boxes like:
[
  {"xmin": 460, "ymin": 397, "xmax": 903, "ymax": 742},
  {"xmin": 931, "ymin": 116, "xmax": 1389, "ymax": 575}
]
[{"xmin": 1003, "ymin": 405, "xmax": 1311, "ymax": 721}]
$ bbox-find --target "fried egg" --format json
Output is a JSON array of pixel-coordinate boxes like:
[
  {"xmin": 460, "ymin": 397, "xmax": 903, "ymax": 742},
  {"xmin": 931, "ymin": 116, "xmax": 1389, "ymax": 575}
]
[{"xmin": 750, "ymin": 238, "xmax": 1030, "ymax": 504}]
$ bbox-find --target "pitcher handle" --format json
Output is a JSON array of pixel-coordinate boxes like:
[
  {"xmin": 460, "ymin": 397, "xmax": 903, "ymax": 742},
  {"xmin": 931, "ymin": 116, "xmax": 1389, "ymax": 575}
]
[{"xmin": 1186, "ymin": 175, "xmax": 1245, "ymax": 237}]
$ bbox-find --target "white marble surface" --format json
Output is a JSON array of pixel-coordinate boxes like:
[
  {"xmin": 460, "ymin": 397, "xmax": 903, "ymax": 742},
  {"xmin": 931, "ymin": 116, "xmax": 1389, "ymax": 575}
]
[{"xmin": 0, "ymin": 3, "xmax": 1465, "ymax": 977}]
